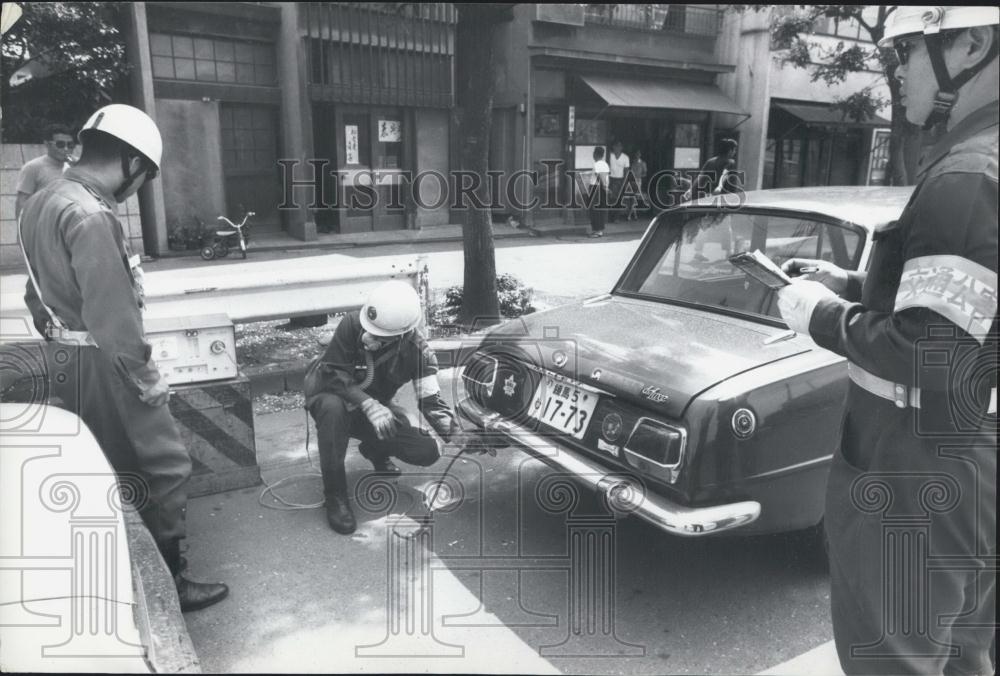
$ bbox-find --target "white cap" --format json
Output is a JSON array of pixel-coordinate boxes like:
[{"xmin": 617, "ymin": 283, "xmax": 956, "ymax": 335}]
[
  {"xmin": 360, "ymin": 281, "xmax": 423, "ymax": 337},
  {"xmin": 79, "ymin": 104, "xmax": 163, "ymax": 169},
  {"xmin": 879, "ymin": 6, "xmax": 1000, "ymax": 47}
]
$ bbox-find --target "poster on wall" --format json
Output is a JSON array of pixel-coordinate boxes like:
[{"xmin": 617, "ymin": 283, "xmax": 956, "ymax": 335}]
[
  {"xmin": 673, "ymin": 147, "xmax": 701, "ymax": 169},
  {"xmin": 378, "ymin": 119, "xmax": 402, "ymax": 142},
  {"xmin": 345, "ymin": 125, "xmax": 359, "ymax": 164}
]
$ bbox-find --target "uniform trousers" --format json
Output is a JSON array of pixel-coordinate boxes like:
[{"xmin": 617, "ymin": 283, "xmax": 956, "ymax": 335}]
[
  {"xmin": 307, "ymin": 393, "xmax": 440, "ymax": 498},
  {"xmin": 42, "ymin": 343, "xmax": 190, "ymax": 544},
  {"xmin": 826, "ymin": 397, "xmax": 996, "ymax": 675}
]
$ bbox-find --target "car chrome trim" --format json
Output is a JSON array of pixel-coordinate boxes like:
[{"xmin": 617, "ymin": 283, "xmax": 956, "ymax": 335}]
[
  {"xmin": 623, "ymin": 417, "xmax": 687, "ymax": 483},
  {"xmin": 763, "ymin": 329, "xmax": 797, "ymax": 345},
  {"xmin": 459, "ymin": 398, "xmax": 760, "ymax": 536},
  {"xmin": 463, "ymin": 353, "xmax": 499, "ymax": 391},
  {"xmin": 521, "ymin": 361, "xmax": 615, "ymax": 397}
]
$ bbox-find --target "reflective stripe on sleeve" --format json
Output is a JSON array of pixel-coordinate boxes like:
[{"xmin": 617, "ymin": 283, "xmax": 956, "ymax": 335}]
[
  {"xmin": 413, "ymin": 374, "xmax": 441, "ymax": 398},
  {"xmin": 895, "ymin": 255, "xmax": 997, "ymax": 344}
]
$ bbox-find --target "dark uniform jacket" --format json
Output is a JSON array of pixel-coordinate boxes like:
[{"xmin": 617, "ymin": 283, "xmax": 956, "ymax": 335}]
[
  {"xmin": 809, "ymin": 101, "xmax": 998, "ymax": 464},
  {"xmin": 303, "ymin": 311, "xmax": 457, "ymax": 440},
  {"xmin": 20, "ymin": 171, "xmax": 159, "ymax": 397}
]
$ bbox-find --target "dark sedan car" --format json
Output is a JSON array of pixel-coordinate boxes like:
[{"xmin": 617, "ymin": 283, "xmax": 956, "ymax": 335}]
[{"xmin": 455, "ymin": 186, "xmax": 913, "ymax": 537}]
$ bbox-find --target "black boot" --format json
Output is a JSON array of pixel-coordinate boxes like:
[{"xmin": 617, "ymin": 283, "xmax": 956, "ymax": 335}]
[
  {"xmin": 360, "ymin": 442, "xmax": 401, "ymax": 477},
  {"xmin": 370, "ymin": 457, "xmax": 401, "ymax": 476},
  {"xmin": 161, "ymin": 539, "xmax": 229, "ymax": 612},
  {"xmin": 324, "ymin": 468, "xmax": 357, "ymax": 535},
  {"xmin": 175, "ymin": 574, "xmax": 230, "ymax": 612}
]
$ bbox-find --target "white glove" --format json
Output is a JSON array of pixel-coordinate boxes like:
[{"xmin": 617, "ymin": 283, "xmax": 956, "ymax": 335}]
[
  {"xmin": 777, "ymin": 279, "xmax": 836, "ymax": 336},
  {"xmin": 139, "ymin": 372, "xmax": 171, "ymax": 407},
  {"xmin": 780, "ymin": 258, "xmax": 849, "ymax": 295},
  {"xmin": 361, "ymin": 398, "xmax": 397, "ymax": 440}
]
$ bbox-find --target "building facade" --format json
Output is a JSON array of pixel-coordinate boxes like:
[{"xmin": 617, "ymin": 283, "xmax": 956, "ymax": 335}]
[
  {"xmin": 489, "ymin": 4, "xmax": 745, "ymax": 224},
  {"xmin": 716, "ymin": 6, "xmax": 893, "ymax": 192},
  {"xmin": 121, "ymin": 1, "xmax": 456, "ymax": 255}
]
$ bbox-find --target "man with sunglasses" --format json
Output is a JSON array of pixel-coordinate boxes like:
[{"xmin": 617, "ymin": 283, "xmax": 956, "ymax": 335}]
[
  {"xmin": 304, "ymin": 280, "xmax": 480, "ymax": 534},
  {"xmin": 14, "ymin": 123, "xmax": 77, "ymax": 219},
  {"xmin": 776, "ymin": 6, "xmax": 997, "ymax": 674},
  {"xmin": 18, "ymin": 104, "xmax": 229, "ymax": 612}
]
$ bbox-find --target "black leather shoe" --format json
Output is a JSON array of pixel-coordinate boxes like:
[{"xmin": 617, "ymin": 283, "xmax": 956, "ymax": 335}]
[
  {"xmin": 371, "ymin": 457, "xmax": 402, "ymax": 476},
  {"xmin": 175, "ymin": 574, "xmax": 229, "ymax": 612},
  {"xmin": 326, "ymin": 496, "xmax": 357, "ymax": 534}
]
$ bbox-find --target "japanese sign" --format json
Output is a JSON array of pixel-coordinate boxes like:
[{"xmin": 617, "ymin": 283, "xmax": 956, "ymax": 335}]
[
  {"xmin": 895, "ymin": 255, "xmax": 998, "ymax": 344},
  {"xmin": 378, "ymin": 119, "xmax": 401, "ymax": 142},
  {"xmin": 345, "ymin": 125, "xmax": 359, "ymax": 164}
]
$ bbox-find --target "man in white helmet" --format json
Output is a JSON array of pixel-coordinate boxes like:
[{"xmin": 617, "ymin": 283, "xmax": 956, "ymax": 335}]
[
  {"xmin": 776, "ymin": 7, "xmax": 997, "ymax": 673},
  {"xmin": 304, "ymin": 280, "xmax": 479, "ymax": 534},
  {"xmin": 19, "ymin": 104, "xmax": 229, "ymax": 612}
]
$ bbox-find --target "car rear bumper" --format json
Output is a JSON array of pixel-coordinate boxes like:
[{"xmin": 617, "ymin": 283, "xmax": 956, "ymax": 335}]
[{"xmin": 457, "ymin": 397, "xmax": 761, "ymax": 536}]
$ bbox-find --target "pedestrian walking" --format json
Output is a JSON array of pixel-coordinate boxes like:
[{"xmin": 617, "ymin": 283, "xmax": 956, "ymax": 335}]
[
  {"xmin": 19, "ymin": 104, "xmax": 229, "ymax": 613},
  {"xmin": 624, "ymin": 149, "xmax": 647, "ymax": 221},
  {"xmin": 607, "ymin": 140, "xmax": 629, "ymax": 222},
  {"xmin": 15, "ymin": 123, "xmax": 76, "ymax": 218},
  {"xmin": 683, "ymin": 138, "xmax": 739, "ymax": 202},
  {"xmin": 777, "ymin": 6, "xmax": 997, "ymax": 674},
  {"xmin": 587, "ymin": 146, "xmax": 610, "ymax": 238},
  {"xmin": 303, "ymin": 280, "xmax": 478, "ymax": 534}
]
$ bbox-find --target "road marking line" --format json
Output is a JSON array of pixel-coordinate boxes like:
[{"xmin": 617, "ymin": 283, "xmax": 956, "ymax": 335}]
[{"xmin": 758, "ymin": 639, "xmax": 843, "ymax": 675}]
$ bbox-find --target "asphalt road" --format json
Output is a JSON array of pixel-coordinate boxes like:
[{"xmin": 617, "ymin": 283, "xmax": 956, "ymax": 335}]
[{"xmin": 181, "ymin": 367, "xmax": 833, "ymax": 674}]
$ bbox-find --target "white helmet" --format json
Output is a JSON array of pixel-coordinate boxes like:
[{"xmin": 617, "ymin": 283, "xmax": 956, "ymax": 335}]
[
  {"xmin": 880, "ymin": 6, "xmax": 999, "ymax": 130},
  {"xmin": 79, "ymin": 104, "xmax": 163, "ymax": 169},
  {"xmin": 360, "ymin": 281, "xmax": 423, "ymax": 337},
  {"xmin": 879, "ymin": 6, "xmax": 999, "ymax": 48}
]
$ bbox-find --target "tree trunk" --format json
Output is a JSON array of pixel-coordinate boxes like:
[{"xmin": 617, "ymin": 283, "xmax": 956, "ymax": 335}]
[{"xmin": 456, "ymin": 5, "xmax": 502, "ymax": 328}]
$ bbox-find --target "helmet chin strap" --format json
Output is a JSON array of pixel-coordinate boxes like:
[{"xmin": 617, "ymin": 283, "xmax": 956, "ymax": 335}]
[
  {"xmin": 114, "ymin": 151, "xmax": 146, "ymax": 201},
  {"xmin": 922, "ymin": 28, "xmax": 1000, "ymax": 131}
]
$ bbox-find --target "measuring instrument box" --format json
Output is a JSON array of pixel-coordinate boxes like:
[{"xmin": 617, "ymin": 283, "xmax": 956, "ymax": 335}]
[{"xmin": 144, "ymin": 314, "xmax": 238, "ymax": 385}]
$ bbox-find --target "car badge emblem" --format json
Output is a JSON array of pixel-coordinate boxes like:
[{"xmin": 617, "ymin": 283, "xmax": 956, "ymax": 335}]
[
  {"xmin": 503, "ymin": 375, "xmax": 517, "ymax": 397},
  {"xmin": 367, "ymin": 306, "xmax": 378, "ymax": 320},
  {"xmin": 552, "ymin": 350, "xmax": 568, "ymax": 368},
  {"xmin": 641, "ymin": 385, "xmax": 669, "ymax": 403},
  {"xmin": 592, "ymin": 368, "xmax": 602, "ymax": 381}
]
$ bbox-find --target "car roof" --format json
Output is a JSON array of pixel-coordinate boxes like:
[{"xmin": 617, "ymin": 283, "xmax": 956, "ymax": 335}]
[{"xmin": 686, "ymin": 186, "xmax": 913, "ymax": 231}]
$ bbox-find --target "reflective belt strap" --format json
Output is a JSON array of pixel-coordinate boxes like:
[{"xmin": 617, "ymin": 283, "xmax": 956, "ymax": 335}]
[
  {"xmin": 49, "ymin": 327, "xmax": 98, "ymax": 347},
  {"xmin": 847, "ymin": 362, "xmax": 921, "ymax": 409},
  {"xmin": 18, "ymin": 214, "xmax": 67, "ymax": 332},
  {"xmin": 19, "ymin": 214, "xmax": 99, "ymax": 348}
]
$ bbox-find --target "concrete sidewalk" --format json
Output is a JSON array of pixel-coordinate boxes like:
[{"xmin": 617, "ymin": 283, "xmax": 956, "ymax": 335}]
[{"xmin": 162, "ymin": 217, "xmax": 649, "ymax": 260}]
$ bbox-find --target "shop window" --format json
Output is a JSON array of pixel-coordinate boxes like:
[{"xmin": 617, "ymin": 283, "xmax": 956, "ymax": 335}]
[
  {"xmin": 574, "ymin": 119, "xmax": 606, "ymax": 145},
  {"xmin": 778, "ymin": 138, "xmax": 803, "ymax": 187},
  {"xmin": 867, "ymin": 129, "xmax": 891, "ymax": 186},
  {"xmin": 535, "ymin": 109, "xmax": 563, "ymax": 137},
  {"xmin": 221, "ymin": 104, "xmax": 276, "ymax": 172},
  {"xmin": 149, "ymin": 32, "xmax": 276, "ymax": 86}
]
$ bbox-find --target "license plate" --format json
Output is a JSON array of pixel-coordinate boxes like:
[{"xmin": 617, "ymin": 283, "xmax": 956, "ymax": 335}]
[{"xmin": 528, "ymin": 376, "xmax": 598, "ymax": 439}]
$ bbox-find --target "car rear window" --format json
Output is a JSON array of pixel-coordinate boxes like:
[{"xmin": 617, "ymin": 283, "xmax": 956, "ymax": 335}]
[{"xmin": 617, "ymin": 209, "xmax": 865, "ymax": 320}]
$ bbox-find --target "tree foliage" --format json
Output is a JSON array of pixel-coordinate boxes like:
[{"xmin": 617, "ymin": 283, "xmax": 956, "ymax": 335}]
[
  {"xmin": 1, "ymin": 2, "xmax": 131, "ymax": 142},
  {"xmin": 764, "ymin": 5, "xmax": 919, "ymax": 184}
]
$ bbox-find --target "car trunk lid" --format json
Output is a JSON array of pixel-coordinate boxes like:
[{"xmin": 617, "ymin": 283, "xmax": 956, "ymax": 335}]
[{"xmin": 486, "ymin": 296, "xmax": 809, "ymax": 418}]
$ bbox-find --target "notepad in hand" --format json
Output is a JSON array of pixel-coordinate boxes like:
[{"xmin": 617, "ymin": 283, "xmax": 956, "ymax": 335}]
[{"xmin": 728, "ymin": 250, "xmax": 794, "ymax": 289}]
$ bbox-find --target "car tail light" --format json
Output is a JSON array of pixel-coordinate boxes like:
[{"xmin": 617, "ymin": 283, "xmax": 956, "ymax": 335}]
[{"xmin": 624, "ymin": 418, "xmax": 685, "ymax": 476}]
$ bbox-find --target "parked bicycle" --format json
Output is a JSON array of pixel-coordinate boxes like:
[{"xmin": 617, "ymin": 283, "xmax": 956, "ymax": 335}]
[{"xmin": 201, "ymin": 211, "xmax": 255, "ymax": 261}]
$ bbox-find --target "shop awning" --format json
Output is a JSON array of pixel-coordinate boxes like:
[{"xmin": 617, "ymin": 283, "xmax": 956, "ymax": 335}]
[
  {"xmin": 579, "ymin": 74, "xmax": 748, "ymax": 116},
  {"xmin": 773, "ymin": 101, "xmax": 890, "ymax": 127}
]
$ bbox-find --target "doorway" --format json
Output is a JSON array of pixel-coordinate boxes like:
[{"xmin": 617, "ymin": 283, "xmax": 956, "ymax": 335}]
[
  {"xmin": 220, "ymin": 103, "xmax": 281, "ymax": 233},
  {"xmin": 325, "ymin": 105, "xmax": 409, "ymax": 233}
]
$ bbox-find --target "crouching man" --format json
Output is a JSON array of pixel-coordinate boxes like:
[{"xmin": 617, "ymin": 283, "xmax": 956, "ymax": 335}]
[{"xmin": 304, "ymin": 280, "xmax": 475, "ymax": 534}]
